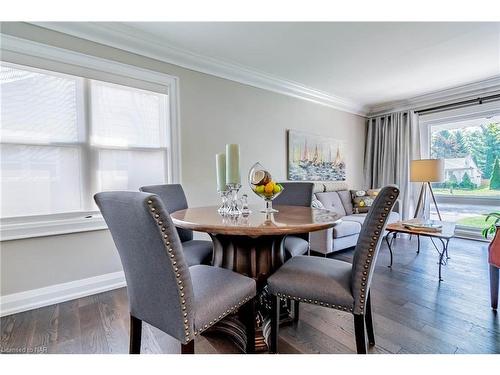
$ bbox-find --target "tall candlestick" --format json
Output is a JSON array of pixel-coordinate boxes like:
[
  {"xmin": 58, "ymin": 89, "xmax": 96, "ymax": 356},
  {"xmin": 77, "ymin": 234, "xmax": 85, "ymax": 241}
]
[
  {"xmin": 226, "ymin": 144, "xmax": 241, "ymax": 185},
  {"xmin": 216, "ymin": 153, "xmax": 226, "ymax": 191}
]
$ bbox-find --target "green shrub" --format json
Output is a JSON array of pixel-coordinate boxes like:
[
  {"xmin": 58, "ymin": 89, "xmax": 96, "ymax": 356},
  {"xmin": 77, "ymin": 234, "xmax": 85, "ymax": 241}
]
[
  {"xmin": 490, "ymin": 157, "xmax": 500, "ymax": 190},
  {"xmin": 459, "ymin": 173, "xmax": 476, "ymax": 189}
]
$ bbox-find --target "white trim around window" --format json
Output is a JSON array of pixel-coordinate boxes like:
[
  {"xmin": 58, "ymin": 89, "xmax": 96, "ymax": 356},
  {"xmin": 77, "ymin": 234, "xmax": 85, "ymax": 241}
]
[{"xmin": 0, "ymin": 34, "xmax": 182, "ymax": 241}]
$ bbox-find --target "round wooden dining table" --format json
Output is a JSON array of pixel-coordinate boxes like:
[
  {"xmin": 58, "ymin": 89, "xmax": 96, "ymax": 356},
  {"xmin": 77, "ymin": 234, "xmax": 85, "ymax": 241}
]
[{"xmin": 171, "ymin": 204, "xmax": 341, "ymax": 352}]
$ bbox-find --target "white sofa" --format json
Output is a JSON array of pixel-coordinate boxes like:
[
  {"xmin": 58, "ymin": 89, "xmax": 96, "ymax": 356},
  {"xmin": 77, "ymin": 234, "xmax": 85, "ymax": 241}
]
[{"xmin": 309, "ymin": 182, "xmax": 400, "ymax": 255}]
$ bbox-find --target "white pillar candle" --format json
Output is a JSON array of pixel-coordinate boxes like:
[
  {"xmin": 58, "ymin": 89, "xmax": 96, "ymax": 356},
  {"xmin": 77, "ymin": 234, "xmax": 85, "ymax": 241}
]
[
  {"xmin": 216, "ymin": 153, "xmax": 226, "ymax": 191},
  {"xmin": 226, "ymin": 144, "xmax": 241, "ymax": 185}
]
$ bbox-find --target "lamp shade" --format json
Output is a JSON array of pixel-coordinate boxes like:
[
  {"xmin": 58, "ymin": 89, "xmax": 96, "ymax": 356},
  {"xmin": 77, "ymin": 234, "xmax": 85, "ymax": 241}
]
[{"xmin": 410, "ymin": 159, "xmax": 445, "ymax": 182}]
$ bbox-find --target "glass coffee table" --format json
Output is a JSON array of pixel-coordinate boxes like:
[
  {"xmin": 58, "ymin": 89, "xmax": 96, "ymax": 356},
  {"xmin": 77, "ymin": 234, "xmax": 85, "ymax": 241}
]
[{"xmin": 385, "ymin": 219, "xmax": 456, "ymax": 281}]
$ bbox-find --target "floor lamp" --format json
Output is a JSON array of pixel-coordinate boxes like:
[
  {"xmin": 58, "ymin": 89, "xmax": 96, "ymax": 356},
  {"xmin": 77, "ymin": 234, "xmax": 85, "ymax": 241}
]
[{"xmin": 410, "ymin": 159, "xmax": 445, "ymax": 221}]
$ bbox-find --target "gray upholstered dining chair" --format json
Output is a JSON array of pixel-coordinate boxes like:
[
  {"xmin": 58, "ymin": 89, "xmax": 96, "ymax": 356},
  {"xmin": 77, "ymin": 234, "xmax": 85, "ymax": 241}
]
[
  {"xmin": 267, "ymin": 185, "xmax": 400, "ymax": 354},
  {"xmin": 273, "ymin": 182, "xmax": 314, "ymax": 259},
  {"xmin": 272, "ymin": 182, "xmax": 314, "ymax": 323},
  {"xmin": 95, "ymin": 191, "xmax": 256, "ymax": 354},
  {"xmin": 140, "ymin": 184, "xmax": 213, "ymax": 266}
]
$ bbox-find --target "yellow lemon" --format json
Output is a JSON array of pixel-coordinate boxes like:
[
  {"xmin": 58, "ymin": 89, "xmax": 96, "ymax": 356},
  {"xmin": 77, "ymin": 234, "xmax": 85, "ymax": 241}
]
[
  {"xmin": 273, "ymin": 184, "xmax": 282, "ymax": 194},
  {"xmin": 255, "ymin": 185, "xmax": 265, "ymax": 194}
]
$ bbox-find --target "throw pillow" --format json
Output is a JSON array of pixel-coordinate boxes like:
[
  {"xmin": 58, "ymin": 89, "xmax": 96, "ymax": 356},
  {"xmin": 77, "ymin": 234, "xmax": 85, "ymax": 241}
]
[
  {"xmin": 350, "ymin": 189, "xmax": 380, "ymax": 214},
  {"xmin": 311, "ymin": 197, "xmax": 325, "ymax": 209}
]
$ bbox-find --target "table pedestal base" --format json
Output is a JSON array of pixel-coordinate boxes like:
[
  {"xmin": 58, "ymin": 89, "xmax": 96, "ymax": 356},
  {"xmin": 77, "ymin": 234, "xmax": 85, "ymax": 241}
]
[{"xmin": 205, "ymin": 233, "xmax": 289, "ymax": 352}]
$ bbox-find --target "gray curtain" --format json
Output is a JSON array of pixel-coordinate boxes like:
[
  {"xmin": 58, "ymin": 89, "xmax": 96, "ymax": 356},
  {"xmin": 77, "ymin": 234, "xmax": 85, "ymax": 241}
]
[{"xmin": 364, "ymin": 111, "xmax": 420, "ymax": 220}]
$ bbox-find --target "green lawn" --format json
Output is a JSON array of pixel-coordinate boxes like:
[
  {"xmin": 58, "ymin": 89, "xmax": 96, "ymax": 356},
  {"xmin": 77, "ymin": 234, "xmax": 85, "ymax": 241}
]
[
  {"xmin": 456, "ymin": 215, "xmax": 496, "ymax": 229},
  {"xmin": 433, "ymin": 186, "xmax": 500, "ymax": 197}
]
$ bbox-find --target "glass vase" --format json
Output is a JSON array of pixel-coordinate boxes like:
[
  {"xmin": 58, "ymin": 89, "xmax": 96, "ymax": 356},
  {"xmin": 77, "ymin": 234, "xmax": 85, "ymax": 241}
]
[{"xmin": 248, "ymin": 162, "xmax": 284, "ymax": 213}]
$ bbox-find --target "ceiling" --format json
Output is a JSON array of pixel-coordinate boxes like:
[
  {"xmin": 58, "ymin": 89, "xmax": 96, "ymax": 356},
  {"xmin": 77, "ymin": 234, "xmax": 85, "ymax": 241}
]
[
  {"xmin": 125, "ymin": 22, "xmax": 500, "ymax": 107},
  {"xmin": 35, "ymin": 22, "xmax": 500, "ymax": 114}
]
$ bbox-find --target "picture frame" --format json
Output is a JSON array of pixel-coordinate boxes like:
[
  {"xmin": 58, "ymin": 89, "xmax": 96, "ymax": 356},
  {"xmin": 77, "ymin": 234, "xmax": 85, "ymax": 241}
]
[{"xmin": 287, "ymin": 129, "xmax": 346, "ymax": 181}]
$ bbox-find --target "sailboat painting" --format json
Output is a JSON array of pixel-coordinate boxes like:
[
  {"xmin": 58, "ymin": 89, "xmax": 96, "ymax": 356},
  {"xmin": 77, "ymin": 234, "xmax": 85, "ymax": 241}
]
[{"xmin": 287, "ymin": 130, "xmax": 346, "ymax": 181}]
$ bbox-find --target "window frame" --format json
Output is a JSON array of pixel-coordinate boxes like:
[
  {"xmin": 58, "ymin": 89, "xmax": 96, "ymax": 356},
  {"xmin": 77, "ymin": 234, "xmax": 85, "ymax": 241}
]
[
  {"xmin": 0, "ymin": 34, "xmax": 181, "ymax": 241},
  {"xmin": 419, "ymin": 101, "xmax": 500, "ymax": 239}
]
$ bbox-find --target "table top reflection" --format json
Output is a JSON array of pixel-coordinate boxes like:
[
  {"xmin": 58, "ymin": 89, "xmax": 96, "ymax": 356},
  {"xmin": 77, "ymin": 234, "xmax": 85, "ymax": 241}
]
[{"xmin": 170, "ymin": 205, "xmax": 341, "ymax": 236}]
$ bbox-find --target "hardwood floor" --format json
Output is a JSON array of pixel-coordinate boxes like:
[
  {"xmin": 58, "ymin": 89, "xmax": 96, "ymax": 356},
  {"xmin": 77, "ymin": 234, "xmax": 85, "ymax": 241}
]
[{"xmin": 1, "ymin": 236, "xmax": 498, "ymax": 354}]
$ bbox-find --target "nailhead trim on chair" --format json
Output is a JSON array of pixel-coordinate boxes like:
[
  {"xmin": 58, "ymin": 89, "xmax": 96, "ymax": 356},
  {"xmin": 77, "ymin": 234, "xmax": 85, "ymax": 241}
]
[
  {"xmin": 147, "ymin": 196, "xmax": 253, "ymax": 342},
  {"xmin": 146, "ymin": 197, "xmax": 193, "ymax": 343},
  {"xmin": 275, "ymin": 292, "xmax": 354, "ymax": 312},
  {"xmin": 193, "ymin": 295, "xmax": 253, "ymax": 336},
  {"xmin": 274, "ymin": 188, "xmax": 399, "ymax": 316},
  {"xmin": 355, "ymin": 187, "xmax": 398, "ymax": 313}
]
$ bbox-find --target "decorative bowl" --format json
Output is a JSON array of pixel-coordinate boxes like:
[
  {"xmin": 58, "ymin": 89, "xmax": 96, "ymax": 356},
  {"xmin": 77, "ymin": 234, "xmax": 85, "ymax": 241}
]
[{"xmin": 248, "ymin": 162, "xmax": 284, "ymax": 213}]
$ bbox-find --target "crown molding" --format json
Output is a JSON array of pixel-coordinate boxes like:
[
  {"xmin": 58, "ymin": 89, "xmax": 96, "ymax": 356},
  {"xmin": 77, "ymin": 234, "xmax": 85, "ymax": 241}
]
[
  {"xmin": 367, "ymin": 75, "xmax": 500, "ymax": 117},
  {"xmin": 28, "ymin": 22, "xmax": 368, "ymax": 116}
]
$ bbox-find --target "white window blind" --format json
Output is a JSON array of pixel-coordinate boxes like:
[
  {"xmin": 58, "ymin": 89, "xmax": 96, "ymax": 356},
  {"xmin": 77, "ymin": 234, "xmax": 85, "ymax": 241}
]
[
  {"xmin": 0, "ymin": 65, "xmax": 82, "ymax": 143},
  {"xmin": 96, "ymin": 149, "xmax": 167, "ymax": 192},
  {"xmin": 0, "ymin": 62, "xmax": 170, "ymax": 219},
  {"xmin": 91, "ymin": 80, "xmax": 167, "ymax": 148},
  {"xmin": 1, "ymin": 144, "xmax": 83, "ymax": 217}
]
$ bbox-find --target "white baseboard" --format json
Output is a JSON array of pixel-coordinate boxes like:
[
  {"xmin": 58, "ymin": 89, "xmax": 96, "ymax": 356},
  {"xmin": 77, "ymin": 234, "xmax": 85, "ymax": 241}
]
[{"xmin": 0, "ymin": 271, "xmax": 126, "ymax": 317}]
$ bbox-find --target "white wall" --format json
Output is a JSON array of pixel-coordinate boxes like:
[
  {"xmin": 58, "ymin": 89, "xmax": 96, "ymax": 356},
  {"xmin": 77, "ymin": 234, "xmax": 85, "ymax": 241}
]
[{"xmin": 0, "ymin": 23, "xmax": 366, "ymax": 306}]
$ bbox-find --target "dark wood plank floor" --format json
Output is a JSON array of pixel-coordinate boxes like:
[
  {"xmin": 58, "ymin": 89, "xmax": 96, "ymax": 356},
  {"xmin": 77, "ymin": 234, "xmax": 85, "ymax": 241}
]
[{"xmin": 1, "ymin": 236, "xmax": 499, "ymax": 354}]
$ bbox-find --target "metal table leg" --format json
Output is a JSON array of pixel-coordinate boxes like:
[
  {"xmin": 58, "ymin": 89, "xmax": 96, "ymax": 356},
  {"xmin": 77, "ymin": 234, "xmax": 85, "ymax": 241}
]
[
  {"xmin": 416, "ymin": 234, "xmax": 420, "ymax": 254},
  {"xmin": 435, "ymin": 238, "xmax": 450, "ymax": 282},
  {"xmin": 385, "ymin": 232, "xmax": 395, "ymax": 268}
]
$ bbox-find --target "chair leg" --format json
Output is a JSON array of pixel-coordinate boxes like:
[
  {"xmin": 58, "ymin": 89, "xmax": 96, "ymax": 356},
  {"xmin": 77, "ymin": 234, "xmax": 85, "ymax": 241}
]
[
  {"xmin": 365, "ymin": 292, "xmax": 375, "ymax": 346},
  {"xmin": 292, "ymin": 300, "xmax": 300, "ymax": 323},
  {"xmin": 270, "ymin": 295, "xmax": 280, "ymax": 353},
  {"xmin": 353, "ymin": 314, "xmax": 367, "ymax": 354},
  {"xmin": 490, "ymin": 265, "xmax": 499, "ymax": 310},
  {"xmin": 181, "ymin": 340, "xmax": 195, "ymax": 354},
  {"xmin": 240, "ymin": 298, "xmax": 256, "ymax": 353},
  {"xmin": 129, "ymin": 315, "xmax": 142, "ymax": 354}
]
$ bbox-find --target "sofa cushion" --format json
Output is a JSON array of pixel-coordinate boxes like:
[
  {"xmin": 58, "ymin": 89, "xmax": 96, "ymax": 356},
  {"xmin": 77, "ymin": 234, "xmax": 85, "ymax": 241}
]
[
  {"xmin": 311, "ymin": 197, "xmax": 325, "ymax": 209},
  {"xmin": 342, "ymin": 213, "xmax": 367, "ymax": 225},
  {"xmin": 337, "ymin": 190, "xmax": 354, "ymax": 214},
  {"xmin": 315, "ymin": 191, "xmax": 347, "ymax": 217},
  {"xmin": 333, "ymin": 220, "xmax": 362, "ymax": 238}
]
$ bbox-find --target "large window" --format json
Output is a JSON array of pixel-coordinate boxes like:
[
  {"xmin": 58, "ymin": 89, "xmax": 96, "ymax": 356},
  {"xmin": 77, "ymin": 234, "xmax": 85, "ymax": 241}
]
[
  {"xmin": 1, "ymin": 62, "xmax": 170, "ymax": 219},
  {"xmin": 423, "ymin": 109, "xmax": 500, "ymax": 234}
]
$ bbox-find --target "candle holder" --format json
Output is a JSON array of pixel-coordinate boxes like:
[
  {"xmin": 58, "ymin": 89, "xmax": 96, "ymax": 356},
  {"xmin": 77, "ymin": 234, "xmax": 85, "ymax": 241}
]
[
  {"xmin": 240, "ymin": 193, "xmax": 252, "ymax": 216},
  {"xmin": 218, "ymin": 189, "xmax": 230, "ymax": 214},
  {"xmin": 226, "ymin": 183, "xmax": 242, "ymax": 216}
]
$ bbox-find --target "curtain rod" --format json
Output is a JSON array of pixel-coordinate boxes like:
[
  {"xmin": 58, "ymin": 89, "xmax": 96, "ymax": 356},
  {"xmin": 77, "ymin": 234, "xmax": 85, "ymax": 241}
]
[{"xmin": 415, "ymin": 93, "xmax": 500, "ymax": 115}]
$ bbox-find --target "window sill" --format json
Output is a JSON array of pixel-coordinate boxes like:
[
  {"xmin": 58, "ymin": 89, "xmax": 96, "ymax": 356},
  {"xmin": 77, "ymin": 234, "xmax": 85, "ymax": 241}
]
[{"xmin": 0, "ymin": 213, "xmax": 108, "ymax": 241}]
